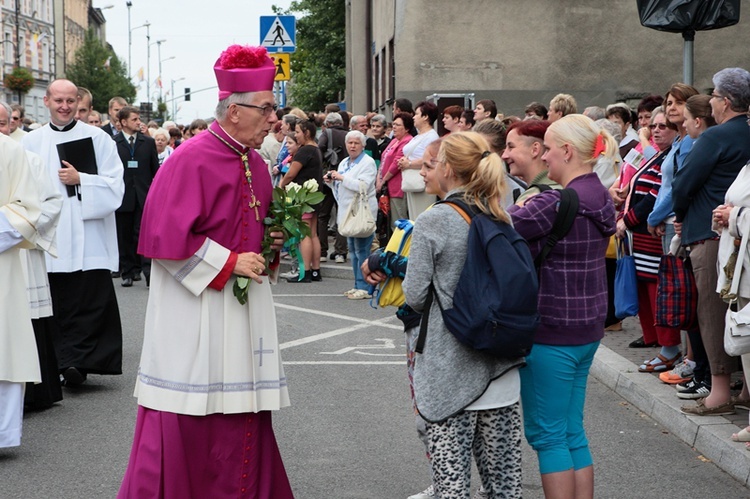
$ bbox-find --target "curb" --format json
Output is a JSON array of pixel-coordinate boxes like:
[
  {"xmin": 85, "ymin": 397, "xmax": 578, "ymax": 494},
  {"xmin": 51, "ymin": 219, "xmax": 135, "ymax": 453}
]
[{"xmin": 591, "ymin": 345, "xmax": 750, "ymax": 485}]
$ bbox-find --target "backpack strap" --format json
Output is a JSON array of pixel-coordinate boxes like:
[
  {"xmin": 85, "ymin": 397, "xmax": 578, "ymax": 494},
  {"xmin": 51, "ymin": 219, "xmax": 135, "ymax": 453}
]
[
  {"xmin": 325, "ymin": 128, "xmax": 335, "ymax": 171},
  {"xmin": 530, "ymin": 183, "xmax": 554, "ymax": 193},
  {"xmin": 534, "ymin": 188, "xmax": 579, "ymax": 268},
  {"xmin": 437, "ymin": 196, "xmax": 475, "ymax": 224},
  {"xmin": 415, "ymin": 284, "xmax": 434, "ymax": 354},
  {"xmin": 325, "ymin": 128, "xmax": 333, "ymax": 154}
]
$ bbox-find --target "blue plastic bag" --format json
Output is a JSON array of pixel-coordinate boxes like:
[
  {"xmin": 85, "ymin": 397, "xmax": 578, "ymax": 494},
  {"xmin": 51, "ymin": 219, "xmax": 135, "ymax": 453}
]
[{"xmin": 615, "ymin": 232, "xmax": 639, "ymax": 319}]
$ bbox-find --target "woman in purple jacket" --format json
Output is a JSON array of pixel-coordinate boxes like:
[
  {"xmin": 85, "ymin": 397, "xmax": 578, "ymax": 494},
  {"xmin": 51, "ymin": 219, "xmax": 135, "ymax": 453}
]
[{"xmin": 509, "ymin": 115, "xmax": 617, "ymax": 499}]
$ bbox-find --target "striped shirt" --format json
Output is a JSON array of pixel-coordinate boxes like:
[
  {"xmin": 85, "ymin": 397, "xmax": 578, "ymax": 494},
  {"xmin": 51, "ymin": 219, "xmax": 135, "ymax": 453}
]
[{"xmin": 622, "ymin": 148, "xmax": 670, "ymax": 280}]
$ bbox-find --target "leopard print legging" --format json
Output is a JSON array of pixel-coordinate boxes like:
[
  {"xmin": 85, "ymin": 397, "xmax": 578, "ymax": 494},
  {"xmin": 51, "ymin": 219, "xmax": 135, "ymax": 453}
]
[{"xmin": 426, "ymin": 404, "xmax": 522, "ymax": 499}]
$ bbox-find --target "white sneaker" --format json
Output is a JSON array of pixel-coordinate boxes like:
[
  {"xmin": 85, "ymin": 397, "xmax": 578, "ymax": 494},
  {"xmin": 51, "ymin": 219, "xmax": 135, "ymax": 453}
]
[
  {"xmin": 280, "ymin": 270, "xmax": 299, "ymax": 279},
  {"xmin": 347, "ymin": 289, "xmax": 371, "ymax": 300},
  {"xmin": 335, "ymin": 254, "xmax": 346, "ymax": 264},
  {"xmin": 320, "ymin": 256, "xmax": 328, "ymax": 262},
  {"xmin": 407, "ymin": 485, "xmax": 436, "ymax": 499}
]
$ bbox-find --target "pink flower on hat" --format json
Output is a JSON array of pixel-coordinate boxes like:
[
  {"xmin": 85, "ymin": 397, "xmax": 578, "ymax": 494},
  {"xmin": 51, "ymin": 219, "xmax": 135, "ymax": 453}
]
[
  {"xmin": 219, "ymin": 45, "xmax": 270, "ymax": 70},
  {"xmin": 214, "ymin": 44, "xmax": 276, "ymax": 99}
]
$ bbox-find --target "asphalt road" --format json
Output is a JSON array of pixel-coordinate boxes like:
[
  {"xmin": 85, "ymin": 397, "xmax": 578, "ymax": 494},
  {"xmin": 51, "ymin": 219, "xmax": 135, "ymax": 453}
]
[{"xmin": 1, "ymin": 275, "xmax": 749, "ymax": 498}]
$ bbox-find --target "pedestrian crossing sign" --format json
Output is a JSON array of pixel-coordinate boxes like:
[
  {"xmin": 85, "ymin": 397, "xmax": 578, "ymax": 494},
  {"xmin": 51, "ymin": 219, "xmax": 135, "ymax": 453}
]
[
  {"xmin": 260, "ymin": 15, "xmax": 296, "ymax": 53},
  {"xmin": 270, "ymin": 53, "xmax": 291, "ymax": 81}
]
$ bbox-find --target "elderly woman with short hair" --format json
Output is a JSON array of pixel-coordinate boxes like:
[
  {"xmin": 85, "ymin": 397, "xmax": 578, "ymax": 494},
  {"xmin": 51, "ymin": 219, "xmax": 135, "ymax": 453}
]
[
  {"xmin": 325, "ymin": 130, "xmax": 378, "ymax": 300},
  {"xmin": 369, "ymin": 114, "xmax": 391, "ymax": 162},
  {"xmin": 152, "ymin": 128, "xmax": 173, "ymax": 166}
]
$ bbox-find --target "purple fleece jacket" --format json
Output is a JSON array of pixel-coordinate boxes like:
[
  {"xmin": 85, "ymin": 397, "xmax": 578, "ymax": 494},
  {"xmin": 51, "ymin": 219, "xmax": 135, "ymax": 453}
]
[{"xmin": 509, "ymin": 173, "xmax": 616, "ymax": 346}]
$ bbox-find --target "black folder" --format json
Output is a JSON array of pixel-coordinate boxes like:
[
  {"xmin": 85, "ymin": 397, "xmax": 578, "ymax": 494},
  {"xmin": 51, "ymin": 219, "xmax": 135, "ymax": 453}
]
[{"xmin": 56, "ymin": 137, "xmax": 98, "ymax": 197}]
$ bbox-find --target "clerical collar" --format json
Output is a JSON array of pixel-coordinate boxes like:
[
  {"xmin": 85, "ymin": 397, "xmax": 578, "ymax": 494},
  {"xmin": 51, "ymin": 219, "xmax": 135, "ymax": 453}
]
[
  {"xmin": 49, "ymin": 120, "xmax": 77, "ymax": 132},
  {"xmin": 216, "ymin": 122, "xmax": 250, "ymax": 152}
]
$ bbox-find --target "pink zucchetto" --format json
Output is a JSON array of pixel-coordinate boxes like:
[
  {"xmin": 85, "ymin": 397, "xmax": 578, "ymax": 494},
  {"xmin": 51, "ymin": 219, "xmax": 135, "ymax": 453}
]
[{"xmin": 213, "ymin": 45, "xmax": 276, "ymax": 100}]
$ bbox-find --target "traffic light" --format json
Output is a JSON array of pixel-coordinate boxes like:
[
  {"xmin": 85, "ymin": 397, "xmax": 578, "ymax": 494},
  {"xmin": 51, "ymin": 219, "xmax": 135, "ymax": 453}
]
[{"xmin": 184, "ymin": 88, "xmax": 191, "ymax": 101}]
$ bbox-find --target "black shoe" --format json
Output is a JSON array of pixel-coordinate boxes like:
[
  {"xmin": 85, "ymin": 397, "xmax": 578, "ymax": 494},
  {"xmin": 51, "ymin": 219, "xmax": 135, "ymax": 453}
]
[
  {"xmin": 145, "ymin": 273, "xmax": 150, "ymax": 288},
  {"xmin": 676, "ymin": 379, "xmax": 711, "ymax": 399},
  {"xmin": 132, "ymin": 274, "xmax": 142, "ymax": 282},
  {"xmin": 311, "ymin": 269, "xmax": 322, "ymax": 281},
  {"xmin": 121, "ymin": 277, "xmax": 133, "ymax": 287},
  {"xmin": 61, "ymin": 367, "xmax": 87, "ymax": 386},
  {"xmin": 628, "ymin": 337, "xmax": 658, "ymax": 348},
  {"xmin": 287, "ymin": 272, "xmax": 312, "ymax": 283},
  {"xmin": 111, "ymin": 271, "xmax": 121, "ymax": 278}
]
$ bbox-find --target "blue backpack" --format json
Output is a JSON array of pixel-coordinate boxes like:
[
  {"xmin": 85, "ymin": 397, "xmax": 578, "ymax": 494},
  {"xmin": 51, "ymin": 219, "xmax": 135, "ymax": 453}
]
[{"xmin": 415, "ymin": 197, "xmax": 540, "ymax": 359}]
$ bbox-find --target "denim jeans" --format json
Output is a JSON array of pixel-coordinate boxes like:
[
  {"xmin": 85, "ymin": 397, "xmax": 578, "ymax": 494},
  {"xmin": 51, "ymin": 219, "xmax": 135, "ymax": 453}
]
[{"xmin": 348, "ymin": 234, "xmax": 375, "ymax": 290}]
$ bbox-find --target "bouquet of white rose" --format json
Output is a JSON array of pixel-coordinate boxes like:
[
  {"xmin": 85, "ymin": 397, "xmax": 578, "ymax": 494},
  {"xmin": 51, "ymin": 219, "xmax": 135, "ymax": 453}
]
[{"xmin": 233, "ymin": 179, "xmax": 325, "ymax": 304}]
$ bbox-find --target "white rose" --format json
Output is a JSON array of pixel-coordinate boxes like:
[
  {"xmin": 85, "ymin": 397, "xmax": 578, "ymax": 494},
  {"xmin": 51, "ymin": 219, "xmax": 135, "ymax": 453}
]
[
  {"xmin": 303, "ymin": 178, "xmax": 319, "ymax": 192},
  {"xmin": 285, "ymin": 182, "xmax": 301, "ymax": 192}
]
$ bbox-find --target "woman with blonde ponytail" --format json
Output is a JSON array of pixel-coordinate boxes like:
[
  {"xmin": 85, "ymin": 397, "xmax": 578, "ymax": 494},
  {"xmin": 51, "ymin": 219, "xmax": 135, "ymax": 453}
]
[
  {"xmin": 509, "ymin": 115, "xmax": 617, "ymax": 499},
  {"xmin": 403, "ymin": 132, "xmax": 523, "ymax": 498}
]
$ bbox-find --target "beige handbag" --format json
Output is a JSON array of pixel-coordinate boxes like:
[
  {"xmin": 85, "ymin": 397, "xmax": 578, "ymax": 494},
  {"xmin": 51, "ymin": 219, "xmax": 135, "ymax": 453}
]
[
  {"xmin": 724, "ymin": 231, "xmax": 750, "ymax": 356},
  {"xmin": 339, "ymin": 181, "xmax": 376, "ymax": 238},
  {"xmin": 401, "ymin": 168, "xmax": 425, "ymax": 192}
]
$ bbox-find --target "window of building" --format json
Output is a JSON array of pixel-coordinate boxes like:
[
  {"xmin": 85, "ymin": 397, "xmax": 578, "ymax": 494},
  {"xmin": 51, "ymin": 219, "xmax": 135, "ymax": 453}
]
[
  {"xmin": 388, "ymin": 39, "xmax": 395, "ymax": 102},
  {"xmin": 31, "ymin": 35, "xmax": 38, "ymax": 70},
  {"xmin": 42, "ymin": 39, "xmax": 48, "ymax": 74},
  {"xmin": 18, "ymin": 33, "xmax": 25, "ymax": 65},
  {"xmin": 4, "ymin": 31, "xmax": 13, "ymax": 65},
  {"xmin": 373, "ymin": 53, "xmax": 380, "ymax": 110}
]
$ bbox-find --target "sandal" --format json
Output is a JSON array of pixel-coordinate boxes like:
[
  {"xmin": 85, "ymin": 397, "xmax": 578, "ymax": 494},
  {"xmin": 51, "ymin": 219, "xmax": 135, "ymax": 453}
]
[
  {"xmin": 629, "ymin": 337, "xmax": 658, "ymax": 348},
  {"xmin": 731, "ymin": 428, "xmax": 750, "ymax": 442},
  {"xmin": 638, "ymin": 353, "xmax": 681, "ymax": 373}
]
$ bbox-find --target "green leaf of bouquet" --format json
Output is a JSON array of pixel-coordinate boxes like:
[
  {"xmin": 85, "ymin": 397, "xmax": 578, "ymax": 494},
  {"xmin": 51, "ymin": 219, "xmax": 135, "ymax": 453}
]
[
  {"xmin": 307, "ymin": 192, "xmax": 325, "ymax": 204},
  {"xmin": 233, "ymin": 279, "xmax": 248, "ymax": 305},
  {"xmin": 282, "ymin": 219, "xmax": 297, "ymax": 234}
]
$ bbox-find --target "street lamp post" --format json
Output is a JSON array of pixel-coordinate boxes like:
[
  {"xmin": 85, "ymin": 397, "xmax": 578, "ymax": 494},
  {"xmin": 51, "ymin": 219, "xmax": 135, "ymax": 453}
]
[
  {"xmin": 159, "ymin": 56, "xmax": 175, "ymax": 103},
  {"xmin": 129, "ymin": 20, "xmax": 149, "ymax": 86},
  {"xmin": 155, "ymin": 39, "xmax": 166, "ymax": 101},
  {"xmin": 126, "ymin": 1, "xmax": 132, "ymax": 79},
  {"xmin": 171, "ymin": 77, "xmax": 185, "ymax": 120},
  {"xmin": 145, "ymin": 25, "xmax": 151, "ymax": 111}
]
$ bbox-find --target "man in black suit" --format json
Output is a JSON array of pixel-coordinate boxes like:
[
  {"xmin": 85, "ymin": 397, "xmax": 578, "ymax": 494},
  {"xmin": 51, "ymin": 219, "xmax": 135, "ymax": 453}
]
[
  {"xmin": 114, "ymin": 106, "xmax": 160, "ymax": 287},
  {"xmin": 101, "ymin": 96, "xmax": 127, "ymax": 138}
]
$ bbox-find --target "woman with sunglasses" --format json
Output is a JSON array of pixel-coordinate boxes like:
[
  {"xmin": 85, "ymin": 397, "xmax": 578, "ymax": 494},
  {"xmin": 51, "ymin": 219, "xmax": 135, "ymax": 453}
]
[{"xmin": 615, "ymin": 109, "xmax": 683, "ymax": 372}]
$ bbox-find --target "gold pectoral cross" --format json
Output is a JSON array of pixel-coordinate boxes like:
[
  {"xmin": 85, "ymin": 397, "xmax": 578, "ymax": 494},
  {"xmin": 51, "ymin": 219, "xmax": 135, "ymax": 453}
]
[{"xmin": 249, "ymin": 196, "xmax": 261, "ymax": 221}]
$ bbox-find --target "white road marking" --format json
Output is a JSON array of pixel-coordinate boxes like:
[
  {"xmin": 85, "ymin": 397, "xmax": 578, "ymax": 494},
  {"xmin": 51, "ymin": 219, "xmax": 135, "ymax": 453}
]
[
  {"xmin": 321, "ymin": 338, "xmax": 396, "ymax": 355},
  {"xmin": 280, "ymin": 315, "xmax": 400, "ymax": 350},
  {"xmin": 274, "ymin": 303, "xmax": 402, "ymax": 330},
  {"xmin": 284, "ymin": 361, "xmax": 404, "ymax": 365},
  {"xmin": 274, "ymin": 294, "xmax": 348, "ymax": 297}
]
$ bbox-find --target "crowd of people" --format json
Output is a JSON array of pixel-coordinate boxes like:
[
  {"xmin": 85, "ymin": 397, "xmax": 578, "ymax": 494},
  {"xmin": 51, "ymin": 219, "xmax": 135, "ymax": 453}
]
[{"xmin": 2, "ymin": 42, "xmax": 750, "ymax": 498}]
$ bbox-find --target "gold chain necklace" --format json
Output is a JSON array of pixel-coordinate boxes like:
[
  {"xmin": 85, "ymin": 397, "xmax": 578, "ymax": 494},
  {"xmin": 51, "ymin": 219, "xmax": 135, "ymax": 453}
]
[{"xmin": 209, "ymin": 128, "xmax": 261, "ymax": 221}]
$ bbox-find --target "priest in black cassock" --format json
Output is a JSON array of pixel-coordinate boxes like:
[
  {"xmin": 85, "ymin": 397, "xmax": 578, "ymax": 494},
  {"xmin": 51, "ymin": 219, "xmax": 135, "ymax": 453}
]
[{"xmin": 22, "ymin": 79, "xmax": 125, "ymax": 387}]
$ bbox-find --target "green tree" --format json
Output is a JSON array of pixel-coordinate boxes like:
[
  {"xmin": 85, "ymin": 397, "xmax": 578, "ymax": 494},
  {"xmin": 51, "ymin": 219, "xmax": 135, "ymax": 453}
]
[
  {"xmin": 65, "ymin": 29, "xmax": 136, "ymax": 114},
  {"xmin": 273, "ymin": 0, "xmax": 345, "ymax": 111}
]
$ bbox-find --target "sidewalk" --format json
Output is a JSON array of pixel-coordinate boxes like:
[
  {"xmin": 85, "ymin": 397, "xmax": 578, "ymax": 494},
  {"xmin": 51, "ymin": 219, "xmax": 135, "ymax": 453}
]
[
  {"xmin": 279, "ymin": 256, "xmax": 750, "ymax": 486},
  {"xmin": 597, "ymin": 317, "xmax": 750, "ymax": 486}
]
